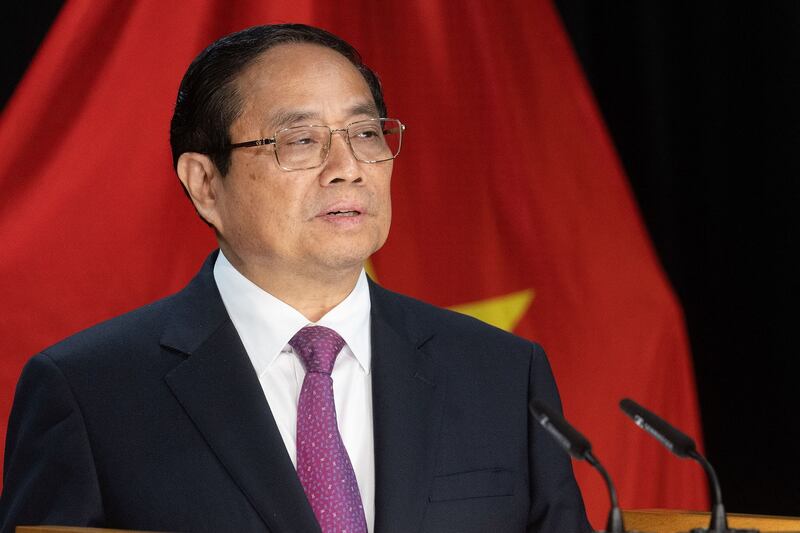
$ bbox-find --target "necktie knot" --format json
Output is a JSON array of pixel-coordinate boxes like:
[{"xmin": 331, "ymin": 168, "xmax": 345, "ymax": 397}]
[{"xmin": 289, "ymin": 325, "xmax": 346, "ymax": 375}]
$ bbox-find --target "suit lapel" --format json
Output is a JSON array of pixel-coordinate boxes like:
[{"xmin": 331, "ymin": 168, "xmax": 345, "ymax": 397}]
[
  {"xmin": 160, "ymin": 253, "xmax": 320, "ymax": 533},
  {"xmin": 369, "ymin": 282, "xmax": 445, "ymax": 533}
]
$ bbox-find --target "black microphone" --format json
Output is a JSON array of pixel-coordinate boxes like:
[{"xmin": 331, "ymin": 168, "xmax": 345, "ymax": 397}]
[
  {"xmin": 530, "ymin": 399, "xmax": 626, "ymax": 533},
  {"xmin": 619, "ymin": 398, "xmax": 757, "ymax": 533}
]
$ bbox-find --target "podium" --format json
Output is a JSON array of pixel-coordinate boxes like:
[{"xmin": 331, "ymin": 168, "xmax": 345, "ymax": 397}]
[{"xmin": 623, "ymin": 509, "xmax": 800, "ymax": 532}]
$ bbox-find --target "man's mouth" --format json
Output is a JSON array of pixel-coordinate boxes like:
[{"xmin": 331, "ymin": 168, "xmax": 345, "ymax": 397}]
[{"xmin": 325, "ymin": 210, "xmax": 361, "ymax": 217}]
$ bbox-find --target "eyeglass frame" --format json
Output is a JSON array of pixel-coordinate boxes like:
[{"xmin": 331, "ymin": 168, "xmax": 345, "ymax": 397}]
[{"xmin": 226, "ymin": 117, "xmax": 406, "ymax": 171}]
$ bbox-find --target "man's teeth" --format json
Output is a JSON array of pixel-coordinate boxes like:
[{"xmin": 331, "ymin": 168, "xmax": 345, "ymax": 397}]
[{"xmin": 328, "ymin": 210, "xmax": 358, "ymax": 216}]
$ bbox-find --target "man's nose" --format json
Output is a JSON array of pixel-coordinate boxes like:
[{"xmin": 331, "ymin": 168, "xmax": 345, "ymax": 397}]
[{"xmin": 320, "ymin": 130, "xmax": 362, "ymax": 184}]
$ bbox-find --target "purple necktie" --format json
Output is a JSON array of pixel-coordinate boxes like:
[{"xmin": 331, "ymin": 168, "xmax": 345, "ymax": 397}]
[{"xmin": 289, "ymin": 325, "xmax": 367, "ymax": 533}]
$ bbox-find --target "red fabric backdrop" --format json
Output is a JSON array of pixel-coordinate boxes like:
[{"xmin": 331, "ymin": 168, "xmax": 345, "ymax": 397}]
[{"xmin": 0, "ymin": 0, "xmax": 707, "ymax": 526}]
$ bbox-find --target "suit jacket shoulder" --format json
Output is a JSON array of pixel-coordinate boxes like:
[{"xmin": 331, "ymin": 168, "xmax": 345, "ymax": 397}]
[
  {"xmin": 368, "ymin": 279, "xmax": 539, "ymax": 361},
  {"xmin": 41, "ymin": 252, "xmax": 228, "ymax": 370}
]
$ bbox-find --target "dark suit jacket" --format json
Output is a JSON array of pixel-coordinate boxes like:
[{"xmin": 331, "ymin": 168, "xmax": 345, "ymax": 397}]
[{"xmin": 0, "ymin": 253, "xmax": 590, "ymax": 532}]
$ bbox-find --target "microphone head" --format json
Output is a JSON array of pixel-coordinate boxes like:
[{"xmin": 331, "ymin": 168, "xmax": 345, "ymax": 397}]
[
  {"xmin": 619, "ymin": 398, "xmax": 697, "ymax": 457},
  {"xmin": 529, "ymin": 399, "xmax": 592, "ymax": 460}
]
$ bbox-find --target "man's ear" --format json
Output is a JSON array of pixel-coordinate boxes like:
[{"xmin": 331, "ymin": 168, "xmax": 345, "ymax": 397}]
[{"xmin": 177, "ymin": 152, "xmax": 222, "ymax": 230}]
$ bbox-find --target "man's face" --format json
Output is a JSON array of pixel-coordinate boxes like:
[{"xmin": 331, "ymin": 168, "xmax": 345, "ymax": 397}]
[{"xmin": 210, "ymin": 43, "xmax": 392, "ymax": 282}]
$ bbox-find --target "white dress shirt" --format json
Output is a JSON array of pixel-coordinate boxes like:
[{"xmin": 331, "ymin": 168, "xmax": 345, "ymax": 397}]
[{"xmin": 213, "ymin": 251, "xmax": 375, "ymax": 531}]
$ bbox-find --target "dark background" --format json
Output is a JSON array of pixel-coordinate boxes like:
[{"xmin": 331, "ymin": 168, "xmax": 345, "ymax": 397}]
[{"xmin": 2, "ymin": 1, "xmax": 798, "ymax": 516}]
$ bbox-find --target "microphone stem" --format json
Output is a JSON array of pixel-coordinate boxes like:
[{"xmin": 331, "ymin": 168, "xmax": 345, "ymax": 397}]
[
  {"xmin": 587, "ymin": 452, "xmax": 624, "ymax": 533},
  {"xmin": 690, "ymin": 450, "xmax": 728, "ymax": 532}
]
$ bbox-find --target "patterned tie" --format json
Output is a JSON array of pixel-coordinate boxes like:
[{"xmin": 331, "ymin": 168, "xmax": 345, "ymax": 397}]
[{"xmin": 289, "ymin": 325, "xmax": 368, "ymax": 533}]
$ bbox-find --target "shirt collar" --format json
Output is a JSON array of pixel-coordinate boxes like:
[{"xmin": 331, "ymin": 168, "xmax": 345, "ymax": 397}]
[
  {"xmin": 316, "ymin": 267, "xmax": 371, "ymax": 373},
  {"xmin": 213, "ymin": 250, "xmax": 371, "ymax": 376}
]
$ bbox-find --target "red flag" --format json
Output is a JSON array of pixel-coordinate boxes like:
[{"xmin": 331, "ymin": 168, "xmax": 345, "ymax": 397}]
[{"xmin": 0, "ymin": 0, "xmax": 707, "ymax": 525}]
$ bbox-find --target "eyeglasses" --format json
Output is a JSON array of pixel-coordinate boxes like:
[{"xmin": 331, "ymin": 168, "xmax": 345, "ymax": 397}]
[{"xmin": 227, "ymin": 118, "xmax": 405, "ymax": 171}]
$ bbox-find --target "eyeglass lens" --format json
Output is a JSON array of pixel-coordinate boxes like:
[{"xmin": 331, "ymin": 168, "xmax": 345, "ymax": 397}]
[{"xmin": 274, "ymin": 119, "xmax": 402, "ymax": 170}]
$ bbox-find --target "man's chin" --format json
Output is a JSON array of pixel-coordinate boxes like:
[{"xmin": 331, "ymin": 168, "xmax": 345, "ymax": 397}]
[{"xmin": 316, "ymin": 244, "xmax": 380, "ymax": 274}]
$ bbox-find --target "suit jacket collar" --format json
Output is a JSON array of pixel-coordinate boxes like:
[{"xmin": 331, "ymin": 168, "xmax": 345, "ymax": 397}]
[{"xmin": 158, "ymin": 252, "xmax": 446, "ymax": 533}]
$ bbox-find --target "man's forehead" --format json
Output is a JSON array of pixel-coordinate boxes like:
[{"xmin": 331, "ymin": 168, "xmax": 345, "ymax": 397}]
[
  {"xmin": 234, "ymin": 43, "xmax": 378, "ymax": 130},
  {"xmin": 237, "ymin": 42, "xmax": 364, "ymax": 93}
]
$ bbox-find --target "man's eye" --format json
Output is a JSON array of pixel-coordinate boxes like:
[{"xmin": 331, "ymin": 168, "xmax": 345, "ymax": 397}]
[
  {"xmin": 353, "ymin": 127, "xmax": 381, "ymax": 140},
  {"xmin": 283, "ymin": 135, "xmax": 319, "ymax": 147}
]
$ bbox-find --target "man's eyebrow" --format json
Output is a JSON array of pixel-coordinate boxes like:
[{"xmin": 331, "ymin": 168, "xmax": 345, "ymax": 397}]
[
  {"xmin": 348, "ymin": 101, "xmax": 380, "ymax": 118},
  {"xmin": 266, "ymin": 101, "xmax": 380, "ymax": 132},
  {"xmin": 268, "ymin": 110, "xmax": 321, "ymax": 131}
]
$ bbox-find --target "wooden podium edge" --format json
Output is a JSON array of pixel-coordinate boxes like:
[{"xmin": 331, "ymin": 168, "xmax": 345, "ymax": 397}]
[{"xmin": 624, "ymin": 508, "xmax": 800, "ymax": 532}]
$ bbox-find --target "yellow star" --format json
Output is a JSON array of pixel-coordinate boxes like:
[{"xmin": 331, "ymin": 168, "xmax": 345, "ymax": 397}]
[
  {"xmin": 448, "ymin": 289, "xmax": 535, "ymax": 332},
  {"xmin": 366, "ymin": 259, "xmax": 534, "ymax": 332}
]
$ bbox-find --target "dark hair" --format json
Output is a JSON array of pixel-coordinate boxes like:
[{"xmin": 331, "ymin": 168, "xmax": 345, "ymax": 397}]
[{"xmin": 169, "ymin": 24, "xmax": 387, "ymax": 175}]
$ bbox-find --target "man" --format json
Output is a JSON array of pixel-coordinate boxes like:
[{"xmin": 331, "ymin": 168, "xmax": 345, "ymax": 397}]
[{"xmin": 0, "ymin": 24, "xmax": 591, "ymax": 532}]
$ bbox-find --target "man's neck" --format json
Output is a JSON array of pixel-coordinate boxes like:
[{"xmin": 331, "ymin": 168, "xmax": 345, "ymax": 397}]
[{"xmin": 219, "ymin": 248, "xmax": 362, "ymax": 322}]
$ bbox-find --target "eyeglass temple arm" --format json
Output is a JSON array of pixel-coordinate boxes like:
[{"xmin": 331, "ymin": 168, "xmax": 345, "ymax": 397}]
[{"xmin": 228, "ymin": 138, "xmax": 277, "ymax": 149}]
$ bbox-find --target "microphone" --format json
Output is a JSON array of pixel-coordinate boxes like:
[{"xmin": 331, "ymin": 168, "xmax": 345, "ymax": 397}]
[
  {"xmin": 530, "ymin": 399, "xmax": 626, "ymax": 533},
  {"xmin": 619, "ymin": 398, "xmax": 757, "ymax": 533}
]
